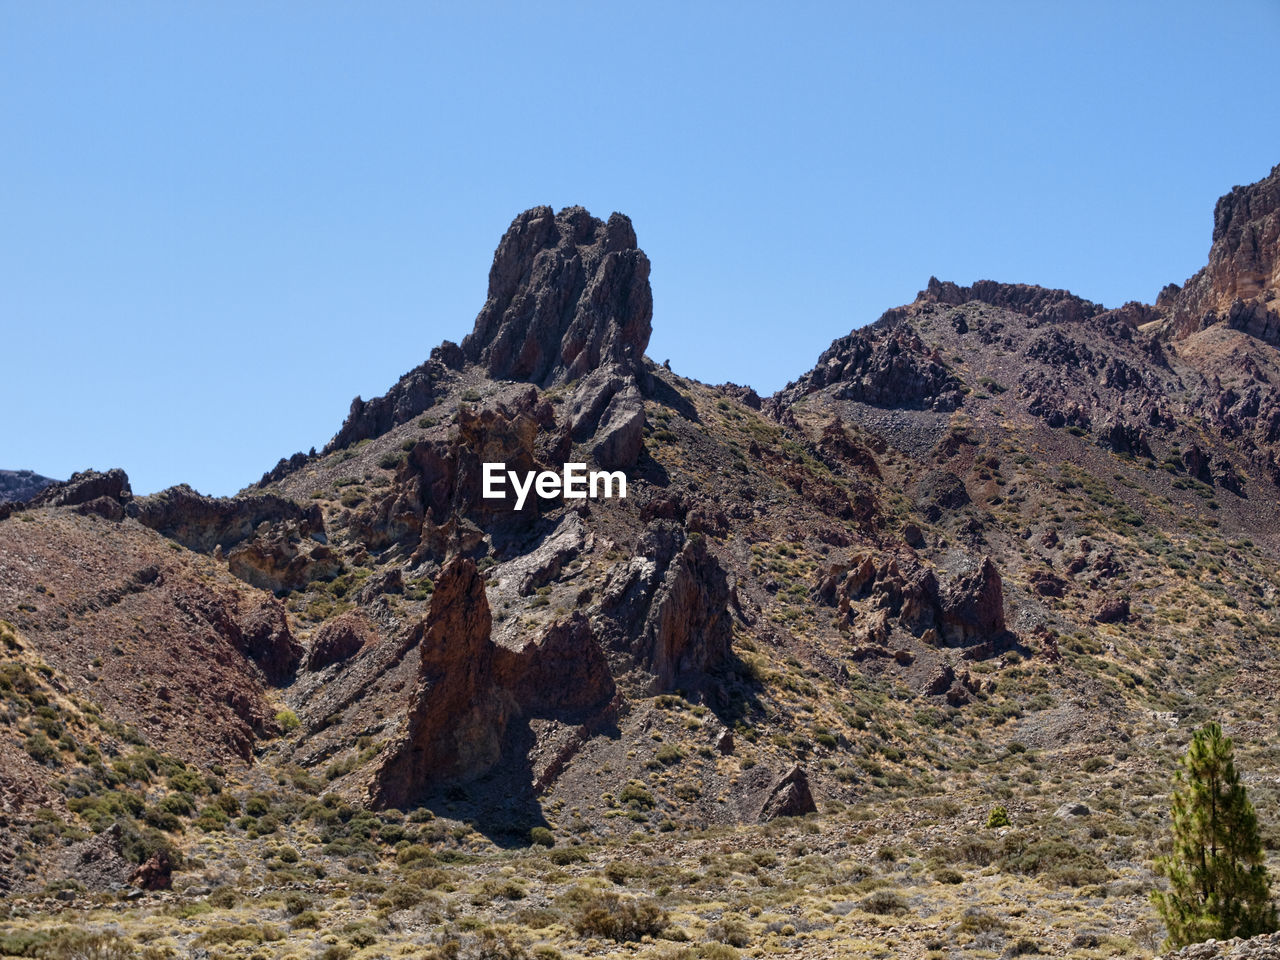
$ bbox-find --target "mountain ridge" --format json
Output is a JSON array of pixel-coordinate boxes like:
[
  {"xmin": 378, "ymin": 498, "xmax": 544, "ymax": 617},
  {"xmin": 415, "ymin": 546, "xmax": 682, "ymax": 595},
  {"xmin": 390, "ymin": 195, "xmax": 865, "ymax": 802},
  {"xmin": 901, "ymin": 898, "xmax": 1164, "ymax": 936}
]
[{"xmin": 3, "ymin": 161, "xmax": 1280, "ymax": 958}]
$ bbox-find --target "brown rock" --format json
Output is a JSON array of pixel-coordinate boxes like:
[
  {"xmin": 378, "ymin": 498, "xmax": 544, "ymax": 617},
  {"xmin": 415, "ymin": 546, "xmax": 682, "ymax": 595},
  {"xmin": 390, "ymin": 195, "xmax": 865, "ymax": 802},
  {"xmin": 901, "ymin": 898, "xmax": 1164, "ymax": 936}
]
[
  {"xmin": 372, "ymin": 557, "xmax": 614, "ymax": 807},
  {"xmin": 28, "ymin": 468, "xmax": 131, "ymax": 510},
  {"xmin": 759, "ymin": 765, "xmax": 817, "ymax": 821},
  {"xmin": 305, "ymin": 613, "xmax": 373, "ymax": 671},
  {"xmin": 324, "ymin": 358, "xmax": 445, "ymax": 453},
  {"xmin": 770, "ymin": 320, "xmax": 963, "ymax": 413},
  {"xmin": 130, "ymin": 849, "xmax": 173, "ymax": 891},
  {"xmin": 129, "ymin": 484, "xmax": 323, "ymax": 554},
  {"xmin": 237, "ymin": 598, "xmax": 303, "ymax": 685},
  {"xmin": 1166, "ymin": 162, "xmax": 1280, "ymax": 337},
  {"xmin": 636, "ymin": 532, "xmax": 732, "ymax": 691},
  {"xmin": 462, "ymin": 206, "xmax": 653, "ymax": 387},
  {"xmin": 940, "ymin": 558, "xmax": 1006, "ymax": 644},
  {"xmin": 356, "ymin": 568, "xmax": 404, "ymax": 604},
  {"xmin": 1095, "ymin": 596, "xmax": 1130, "ymax": 624}
]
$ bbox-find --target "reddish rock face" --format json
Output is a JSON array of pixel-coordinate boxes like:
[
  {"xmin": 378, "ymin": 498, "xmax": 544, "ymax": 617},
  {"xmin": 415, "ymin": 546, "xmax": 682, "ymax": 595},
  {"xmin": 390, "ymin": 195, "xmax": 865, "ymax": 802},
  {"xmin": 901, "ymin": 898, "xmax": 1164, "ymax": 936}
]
[
  {"xmin": 27, "ymin": 468, "xmax": 131, "ymax": 509},
  {"xmin": 304, "ymin": 612, "xmax": 373, "ymax": 672},
  {"xmin": 371, "ymin": 557, "xmax": 615, "ymax": 808},
  {"xmin": 940, "ymin": 557, "xmax": 1005, "ymax": 645},
  {"xmin": 130, "ymin": 849, "xmax": 173, "ymax": 891},
  {"xmin": 1166, "ymin": 163, "xmax": 1280, "ymax": 339}
]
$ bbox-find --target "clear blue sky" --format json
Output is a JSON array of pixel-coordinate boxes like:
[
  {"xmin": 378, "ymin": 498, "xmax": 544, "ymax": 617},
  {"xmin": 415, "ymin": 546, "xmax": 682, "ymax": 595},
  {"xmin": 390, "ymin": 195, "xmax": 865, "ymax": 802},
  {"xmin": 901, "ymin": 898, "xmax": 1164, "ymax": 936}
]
[{"xmin": 3, "ymin": 2, "xmax": 1278, "ymax": 497}]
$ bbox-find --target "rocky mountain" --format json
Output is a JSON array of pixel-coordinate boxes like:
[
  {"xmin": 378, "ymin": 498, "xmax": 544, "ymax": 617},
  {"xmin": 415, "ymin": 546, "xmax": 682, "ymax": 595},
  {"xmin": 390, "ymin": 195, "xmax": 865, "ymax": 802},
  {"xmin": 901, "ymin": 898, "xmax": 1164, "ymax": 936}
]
[
  {"xmin": 4, "ymin": 164, "xmax": 1280, "ymax": 957},
  {"xmin": 0, "ymin": 469, "xmax": 57, "ymax": 505}
]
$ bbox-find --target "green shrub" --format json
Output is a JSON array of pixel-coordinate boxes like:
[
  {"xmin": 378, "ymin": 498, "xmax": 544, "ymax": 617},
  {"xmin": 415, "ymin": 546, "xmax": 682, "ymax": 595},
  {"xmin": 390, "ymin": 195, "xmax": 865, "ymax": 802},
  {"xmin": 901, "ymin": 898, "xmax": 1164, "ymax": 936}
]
[
  {"xmin": 548, "ymin": 846, "xmax": 589, "ymax": 865},
  {"xmin": 396, "ymin": 844, "xmax": 436, "ymax": 866},
  {"xmin": 528, "ymin": 826, "xmax": 554, "ymax": 847},
  {"xmin": 276, "ymin": 709, "xmax": 301, "ymax": 732},
  {"xmin": 987, "ymin": 805, "xmax": 1011, "ymax": 828},
  {"xmin": 23, "ymin": 732, "xmax": 58, "ymax": 765}
]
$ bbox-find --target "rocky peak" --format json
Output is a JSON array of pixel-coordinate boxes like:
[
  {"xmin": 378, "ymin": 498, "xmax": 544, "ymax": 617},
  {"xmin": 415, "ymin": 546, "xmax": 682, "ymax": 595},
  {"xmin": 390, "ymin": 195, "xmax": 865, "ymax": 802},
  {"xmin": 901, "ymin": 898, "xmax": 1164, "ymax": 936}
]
[
  {"xmin": 461, "ymin": 206, "xmax": 653, "ymax": 386},
  {"xmin": 769, "ymin": 315, "xmax": 963, "ymax": 413},
  {"xmin": 1164, "ymin": 163, "xmax": 1280, "ymax": 340},
  {"xmin": 0, "ymin": 469, "xmax": 58, "ymax": 504},
  {"xmin": 919, "ymin": 277, "xmax": 1104, "ymax": 325}
]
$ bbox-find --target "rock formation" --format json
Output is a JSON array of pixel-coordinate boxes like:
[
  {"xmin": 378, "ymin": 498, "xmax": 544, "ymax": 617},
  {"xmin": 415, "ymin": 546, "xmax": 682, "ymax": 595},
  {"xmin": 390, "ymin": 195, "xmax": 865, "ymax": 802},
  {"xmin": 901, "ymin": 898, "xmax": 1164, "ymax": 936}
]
[
  {"xmin": 1164, "ymin": 162, "xmax": 1280, "ymax": 339},
  {"xmin": 371, "ymin": 557, "xmax": 615, "ymax": 807},
  {"xmin": 0, "ymin": 469, "xmax": 58, "ymax": 504},
  {"xmin": 596, "ymin": 523, "xmax": 733, "ymax": 692},
  {"xmin": 462, "ymin": 206, "xmax": 652, "ymax": 386},
  {"xmin": 304, "ymin": 613, "xmax": 373, "ymax": 671},
  {"xmin": 27, "ymin": 468, "xmax": 131, "ymax": 511},
  {"xmin": 759, "ymin": 765, "xmax": 817, "ymax": 820},
  {"xmin": 770, "ymin": 317, "xmax": 964, "ymax": 412}
]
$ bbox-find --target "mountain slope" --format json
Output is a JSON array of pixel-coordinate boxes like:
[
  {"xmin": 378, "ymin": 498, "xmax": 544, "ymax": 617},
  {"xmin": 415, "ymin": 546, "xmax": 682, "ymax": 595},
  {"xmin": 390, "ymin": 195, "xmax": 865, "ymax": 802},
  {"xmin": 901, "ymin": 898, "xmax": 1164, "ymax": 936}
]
[{"xmin": 3, "ymin": 163, "xmax": 1280, "ymax": 958}]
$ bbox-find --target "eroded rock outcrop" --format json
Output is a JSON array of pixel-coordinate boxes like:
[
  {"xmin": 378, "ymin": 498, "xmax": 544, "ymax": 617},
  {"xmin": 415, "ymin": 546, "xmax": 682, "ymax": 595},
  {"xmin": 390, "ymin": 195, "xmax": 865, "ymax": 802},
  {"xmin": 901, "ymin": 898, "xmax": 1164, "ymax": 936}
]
[
  {"xmin": 462, "ymin": 206, "xmax": 652, "ymax": 387},
  {"xmin": 371, "ymin": 557, "xmax": 614, "ymax": 807},
  {"xmin": 172, "ymin": 590, "xmax": 303, "ymax": 688},
  {"xmin": 759, "ymin": 765, "xmax": 817, "ymax": 821},
  {"xmin": 920, "ymin": 277, "xmax": 1104, "ymax": 326},
  {"xmin": 305, "ymin": 613, "xmax": 374, "ymax": 672},
  {"xmin": 28, "ymin": 468, "xmax": 131, "ymax": 511},
  {"xmin": 816, "ymin": 551, "xmax": 1008, "ymax": 654},
  {"xmin": 130, "ymin": 485, "xmax": 323, "ymax": 552},
  {"xmin": 1165, "ymin": 162, "xmax": 1280, "ymax": 339},
  {"xmin": 771, "ymin": 319, "xmax": 963, "ymax": 412},
  {"xmin": 596, "ymin": 523, "xmax": 733, "ymax": 692},
  {"xmin": 325, "ymin": 355, "xmax": 452, "ymax": 454}
]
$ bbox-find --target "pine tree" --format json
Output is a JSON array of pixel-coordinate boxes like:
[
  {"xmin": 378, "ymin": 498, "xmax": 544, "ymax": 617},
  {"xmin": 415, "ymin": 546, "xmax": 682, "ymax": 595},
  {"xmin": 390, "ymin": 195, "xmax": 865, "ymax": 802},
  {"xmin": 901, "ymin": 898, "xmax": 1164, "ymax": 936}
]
[{"xmin": 1152, "ymin": 721, "xmax": 1278, "ymax": 948}]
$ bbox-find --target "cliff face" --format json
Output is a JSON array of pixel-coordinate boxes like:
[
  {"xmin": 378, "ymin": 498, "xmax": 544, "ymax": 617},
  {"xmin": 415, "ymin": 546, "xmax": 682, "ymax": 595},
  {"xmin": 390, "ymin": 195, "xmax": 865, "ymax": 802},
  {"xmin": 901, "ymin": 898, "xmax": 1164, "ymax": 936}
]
[
  {"xmin": 462, "ymin": 206, "xmax": 653, "ymax": 387},
  {"xmin": 1163, "ymin": 163, "xmax": 1280, "ymax": 342}
]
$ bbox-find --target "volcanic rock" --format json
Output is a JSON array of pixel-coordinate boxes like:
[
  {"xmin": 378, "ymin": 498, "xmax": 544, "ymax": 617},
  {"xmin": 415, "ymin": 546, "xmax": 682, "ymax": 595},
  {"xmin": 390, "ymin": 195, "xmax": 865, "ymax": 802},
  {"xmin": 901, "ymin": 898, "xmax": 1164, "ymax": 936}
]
[
  {"xmin": 1094, "ymin": 596, "xmax": 1130, "ymax": 624},
  {"xmin": 772, "ymin": 318, "xmax": 963, "ymax": 412},
  {"xmin": 939, "ymin": 557, "xmax": 1006, "ymax": 645},
  {"xmin": 462, "ymin": 206, "xmax": 652, "ymax": 387},
  {"xmin": 305, "ymin": 613, "xmax": 373, "ymax": 671},
  {"xmin": 921, "ymin": 277, "xmax": 1104, "ymax": 325},
  {"xmin": 759, "ymin": 765, "xmax": 817, "ymax": 821},
  {"xmin": 28, "ymin": 468, "xmax": 131, "ymax": 509},
  {"xmin": 356, "ymin": 568, "xmax": 404, "ymax": 604},
  {"xmin": 627, "ymin": 527, "xmax": 732, "ymax": 691},
  {"xmin": 915, "ymin": 470, "xmax": 970, "ymax": 522},
  {"xmin": 130, "ymin": 849, "xmax": 173, "ymax": 891},
  {"xmin": 0, "ymin": 469, "xmax": 58, "ymax": 504},
  {"xmin": 326, "ymin": 358, "xmax": 447, "ymax": 453},
  {"xmin": 372, "ymin": 557, "xmax": 615, "ymax": 807},
  {"xmin": 1166, "ymin": 162, "xmax": 1280, "ymax": 337},
  {"xmin": 130, "ymin": 484, "xmax": 324, "ymax": 553},
  {"xmin": 233, "ymin": 598, "xmax": 304, "ymax": 685}
]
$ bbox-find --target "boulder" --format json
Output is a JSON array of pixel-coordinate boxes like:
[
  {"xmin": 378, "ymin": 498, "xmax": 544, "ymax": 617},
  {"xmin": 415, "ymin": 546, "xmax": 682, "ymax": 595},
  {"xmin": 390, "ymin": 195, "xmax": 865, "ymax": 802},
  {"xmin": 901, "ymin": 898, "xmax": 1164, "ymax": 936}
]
[
  {"xmin": 305, "ymin": 613, "xmax": 373, "ymax": 671},
  {"xmin": 130, "ymin": 850, "xmax": 173, "ymax": 891},
  {"xmin": 940, "ymin": 558, "xmax": 1005, "ymax": 644},
  {"xmin": 759, "ymin": 766, "xmax": 817, "ymax": 821},
  {"xmin": 1095, "ymin": 596, "xmax": 1130, "ymax": 624}
]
